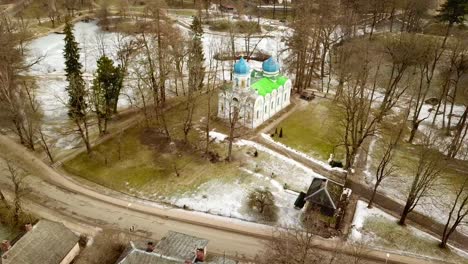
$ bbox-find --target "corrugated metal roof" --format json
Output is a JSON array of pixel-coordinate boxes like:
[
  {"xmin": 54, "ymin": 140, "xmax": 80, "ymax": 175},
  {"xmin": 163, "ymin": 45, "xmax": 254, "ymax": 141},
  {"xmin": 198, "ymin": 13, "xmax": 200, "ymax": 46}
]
[
  {"xmin": 1, "ymin": 220, "xmax": 78, "ymax": 264},
  {"xmin": 154, "ymin": 231, "xmax": 209, "ymax": 262},
  {"xmin": 118, "ymin": 249, "xmax": 181, "ymax": 264},
  {"xmin": 206, "ymin": 256, "xmax": 238, "ymax": 264}
]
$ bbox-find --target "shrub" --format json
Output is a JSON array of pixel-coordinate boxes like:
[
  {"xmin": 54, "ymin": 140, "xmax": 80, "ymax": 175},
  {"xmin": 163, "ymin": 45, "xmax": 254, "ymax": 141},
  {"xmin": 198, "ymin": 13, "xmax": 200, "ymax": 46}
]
[
  {"xmin": 254, "ymin": 165, "xmax": 262, "ymax": 173},
  {"xmin": 247, "ymin": 188, "xmax": 277, "ymax": 222}
]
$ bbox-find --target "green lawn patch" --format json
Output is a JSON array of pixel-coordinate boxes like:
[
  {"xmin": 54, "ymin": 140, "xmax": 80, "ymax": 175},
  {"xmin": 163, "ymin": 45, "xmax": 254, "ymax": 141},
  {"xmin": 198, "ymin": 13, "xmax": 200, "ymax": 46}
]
[
  {"xmin": 272, "ymin": 99, "xmax": 344, "ymax": 161},
  {"xmin": 363, "ymin": 215, "xmax": 466, "ymax": 263},
  {"xmin": 63, "ymin": 93, "xmax": 249, "ymax": 198}
]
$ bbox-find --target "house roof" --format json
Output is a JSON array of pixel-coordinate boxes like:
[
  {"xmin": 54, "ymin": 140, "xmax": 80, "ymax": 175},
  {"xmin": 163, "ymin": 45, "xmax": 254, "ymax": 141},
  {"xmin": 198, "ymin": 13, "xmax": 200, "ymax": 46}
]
[
  {"xmin": 1, "ymin": 220, "xmax": 79, "ymax": 264},
  {"xmin": 116, "ymin": 242, "xmax": 181, "ymax": 264},
  {"xmin": 251, "ymin": 75, "xmax": 288, "ymax": 96},
  {"xmin": 206, "ymin": 256, "xmax": 238, "ymax": 264},
  {"xmin": 304, "ymin": 178, "xmax": 343, "ymax": 210},
  {"xmin": 154, "ymin": 231, "xmax": 209, "ymax": 262}
]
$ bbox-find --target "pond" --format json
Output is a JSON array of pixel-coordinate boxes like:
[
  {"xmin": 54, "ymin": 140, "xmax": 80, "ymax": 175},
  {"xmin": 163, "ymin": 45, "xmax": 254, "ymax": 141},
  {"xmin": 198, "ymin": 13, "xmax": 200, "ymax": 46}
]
[
  {"xmin": 26, "ymin": 20, "xmax": 133, "ymax": 149},
  {"xmin": 25, "ymin": 18, "xmax": 290, "ymax": 149}
]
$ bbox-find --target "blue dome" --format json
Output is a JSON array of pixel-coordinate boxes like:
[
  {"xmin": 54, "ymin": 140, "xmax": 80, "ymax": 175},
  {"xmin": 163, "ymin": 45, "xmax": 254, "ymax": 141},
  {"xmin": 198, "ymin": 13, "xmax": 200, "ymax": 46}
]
[
  {"xmin": 233, "ymin": 57, "xmax": 250, "ymax": 75},
  {"xmin": 262, "ymin": 57, "xmax": 280, "ymax": 73}
]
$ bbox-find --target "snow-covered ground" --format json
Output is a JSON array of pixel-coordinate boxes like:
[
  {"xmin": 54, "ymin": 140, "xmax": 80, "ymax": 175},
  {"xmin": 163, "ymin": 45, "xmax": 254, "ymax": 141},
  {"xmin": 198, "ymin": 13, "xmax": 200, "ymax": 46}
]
[
  {"xmin": 260, "ymin": 133, "xmax": 346, "ymax": 174},
  {"xmin": 351, "ymin": 200, "xmax": 468, "ymax": 263},
  {"xmin": 26, "ymin": 17, "xmax": 291, "ymax": 149},
  {"xmin": 362, "ymin": 100, "xmax": 468, "ymax": 236},
  {"xmin": 149, "ymin": 131, "xmax": 330, "ymax": 228}
]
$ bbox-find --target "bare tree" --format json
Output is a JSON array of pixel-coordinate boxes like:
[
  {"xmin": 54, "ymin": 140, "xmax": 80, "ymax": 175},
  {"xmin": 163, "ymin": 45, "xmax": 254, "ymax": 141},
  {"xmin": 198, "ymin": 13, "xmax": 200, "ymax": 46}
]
[
  {"xmin": 4, "ymin": 159, "xmax": 29, "ymax": 225},
  {"xmin": 446, "ymin": 105, "xmax": 468, "ymax": 159},
  {"xmin": 258, "ymin": 221, "xmax": 368, "ymax": 264},
  {"xmin": 439, "ymin": 176, "xmax": 468, "ymax": 248},
  {"xmin": 398, "ymin": 135, "xmax": 444, "ymax": 225},
  {"xmin": 0, "ymin": 16, "xmax": 41, "ymax": 150},
  {"xmin": 368, "ymin": 133, "xmax": 400, "ymax": 208},
  {"xmin": 204, "ymin": 43, "xmax": 221, "ymax": 154},
  {"xmin": 226, "ymin": 102, "xmax": 240, "ymax": 162},
  {"xmin": 285, "ymin": 0, "xmax": 320, "ymax": 94},
  {"xmin": 378, "ymin": 34, "xmax": 421, "ymax": 120},
  {"xmin": 407, "ymin": 36, "xmax": 445, "ymax": 143},
  {"xmin": 431, "ymin": 38, "xmax": 468, "ymax": 130},
  {"xmin": 337, "ymin": 40, "xmax": 381, "ymax": 170}
]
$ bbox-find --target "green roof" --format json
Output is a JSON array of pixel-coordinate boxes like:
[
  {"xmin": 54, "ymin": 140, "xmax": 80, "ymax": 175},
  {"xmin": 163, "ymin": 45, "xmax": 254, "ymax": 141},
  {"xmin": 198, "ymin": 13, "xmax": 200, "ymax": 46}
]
[{"xmin": 251, "ymin": 76, "xmax": 288, "ymax": 96}]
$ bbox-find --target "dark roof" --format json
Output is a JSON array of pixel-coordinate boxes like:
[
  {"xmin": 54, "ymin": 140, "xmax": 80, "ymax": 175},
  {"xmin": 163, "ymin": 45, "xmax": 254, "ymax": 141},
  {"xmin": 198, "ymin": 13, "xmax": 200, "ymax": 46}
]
[
  {"xmin": 116, "ymin": 243, "xmax": 181, "ymax": 264},
  {"xmin": 304, "ymin": 178, "xmax": 343, "ymax": 210},
  {"xmin": 155, "ymin": 231, "xmax": 209, "ymax": 262},
  {"xmin": 1, "ymin": 220, "xmax": 79, "ymax": 264}
]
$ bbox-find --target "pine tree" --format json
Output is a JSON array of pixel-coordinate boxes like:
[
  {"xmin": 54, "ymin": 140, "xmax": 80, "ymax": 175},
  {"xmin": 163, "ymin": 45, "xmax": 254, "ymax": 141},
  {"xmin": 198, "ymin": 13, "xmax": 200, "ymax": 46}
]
[
  {"xmin": 92, "ymin": 55, "xmax": 124, "ymax": 134},
  {"xmin": 188, "ymin": 16, "xmax": 205, "ymax": 91},
  {"xmin": 279, "ymin": 128, "xmax": 283, "ymax": 138},
  {"xmin": 63, "ymin": 21, "xmax": 86, "ymax": 117},
  {"xmin": 437, "ymin": 0, "xmax": 468, "ymax": 26},
  {"xmin": 436, "ymin": 0, "xmax": 468, "ymax": 45},
  {"xmin": 63, "ymin": 21, "xmax": 92, "ymax": 154}
]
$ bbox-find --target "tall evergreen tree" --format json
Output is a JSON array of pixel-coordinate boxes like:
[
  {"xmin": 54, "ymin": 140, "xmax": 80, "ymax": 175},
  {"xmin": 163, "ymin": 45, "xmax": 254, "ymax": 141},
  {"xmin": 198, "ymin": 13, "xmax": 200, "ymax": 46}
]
[
  {"xmin": 92, "ymin": 55, "xmax": 124, "ymax": 134},
  {"xmin": 63, "ymin": 21, "xmax": 86, "ymax": 117},
  {"xmin": 436, "ymin": 0, "xmax": 468, "ymax": 46},
  {"xmin": 437, "ymin": 0, "xmax": 468, "ymax": 26},
  {"xmin": 63, "ymin": 21, "xmax": 92, "ymax": 154},
  {"xmin": 188, "ymin": 16, "xmax": 205, "ymax": 91}
]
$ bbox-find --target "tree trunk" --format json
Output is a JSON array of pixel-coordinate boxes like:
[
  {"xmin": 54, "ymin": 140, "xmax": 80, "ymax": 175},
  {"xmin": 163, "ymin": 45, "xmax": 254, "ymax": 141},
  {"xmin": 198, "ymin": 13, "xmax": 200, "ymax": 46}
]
[
  {"xmin": 368, "ymin": 181, "xmax": 380, "ymax": 208},
  {"xmin": 398, "ymin": 203, "xmax": 411, "ymax": 225}
]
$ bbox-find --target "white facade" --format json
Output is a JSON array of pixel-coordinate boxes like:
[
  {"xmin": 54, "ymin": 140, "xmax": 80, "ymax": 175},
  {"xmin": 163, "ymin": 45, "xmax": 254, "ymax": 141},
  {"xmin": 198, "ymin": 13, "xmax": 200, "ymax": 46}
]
[{"xmin": 218, "ymin": 58, "xmax": 292, "ymax": 129}]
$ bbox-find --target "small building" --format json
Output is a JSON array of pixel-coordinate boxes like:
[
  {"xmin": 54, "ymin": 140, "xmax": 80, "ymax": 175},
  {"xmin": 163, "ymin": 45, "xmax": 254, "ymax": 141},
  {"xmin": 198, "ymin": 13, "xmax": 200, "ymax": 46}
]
[
  {"xmin": 218, "ymin": 57, "xmax": 292, "ymax": 128},
  {"xmin": 0, "ymin": 220, "xmax": 80, "ymax": 264},
  {"xmin": 219, "ymin": 3, "xmax": 235, "ymax": 12},
  {"xmin": 116, "ymin": 231, "xmax": 212, "ymax": 264},
  {"xmin": 300, "ymin": 178, "xmax": 345, "ymax": 217}
]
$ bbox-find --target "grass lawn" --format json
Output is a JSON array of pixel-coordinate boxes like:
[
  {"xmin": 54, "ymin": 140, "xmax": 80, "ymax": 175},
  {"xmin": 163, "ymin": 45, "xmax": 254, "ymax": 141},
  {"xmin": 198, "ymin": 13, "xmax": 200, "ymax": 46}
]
[
  {"xmin": 271, "ymin": 98, "xmax": 344, "ymax": 161},
  {"xmin": 63, "ymin": 93, "xmax": 251, "ymax": 197},
  {"xmin": 363, "ymin": 215, "xmax": 467, "ymax": 263}
]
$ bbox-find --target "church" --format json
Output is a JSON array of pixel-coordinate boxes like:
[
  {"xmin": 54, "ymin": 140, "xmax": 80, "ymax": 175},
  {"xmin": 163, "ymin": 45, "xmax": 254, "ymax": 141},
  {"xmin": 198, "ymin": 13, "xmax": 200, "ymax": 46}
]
[{"xmin": 218, "ymin": 57, "xmax": 292, "ymax": 129}]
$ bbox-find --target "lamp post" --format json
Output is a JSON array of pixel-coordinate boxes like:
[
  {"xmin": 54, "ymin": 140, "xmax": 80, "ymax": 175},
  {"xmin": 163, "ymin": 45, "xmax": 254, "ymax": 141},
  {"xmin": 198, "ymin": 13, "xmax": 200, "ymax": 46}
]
[{"xmin": 385, "ymin": 253, "xmax": 390, "ymax": 264}]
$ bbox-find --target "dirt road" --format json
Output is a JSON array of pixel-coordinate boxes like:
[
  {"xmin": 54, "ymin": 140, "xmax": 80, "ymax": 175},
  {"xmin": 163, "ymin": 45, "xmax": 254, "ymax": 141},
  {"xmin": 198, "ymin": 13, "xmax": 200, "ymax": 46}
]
[{"xmin": 0, "ymin": 133, "xmax": 456, "ymax": 263}]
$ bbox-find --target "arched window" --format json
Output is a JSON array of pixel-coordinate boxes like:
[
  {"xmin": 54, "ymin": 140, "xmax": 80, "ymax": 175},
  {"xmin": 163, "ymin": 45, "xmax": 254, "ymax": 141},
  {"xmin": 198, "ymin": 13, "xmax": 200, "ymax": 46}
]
[
  {"xmin": 256, "ymin": 110, "xmax": 259, "ymax": 119},
  {"xmin": 271, "ymin": 102, "xmax": 274, "ymax": 109}
]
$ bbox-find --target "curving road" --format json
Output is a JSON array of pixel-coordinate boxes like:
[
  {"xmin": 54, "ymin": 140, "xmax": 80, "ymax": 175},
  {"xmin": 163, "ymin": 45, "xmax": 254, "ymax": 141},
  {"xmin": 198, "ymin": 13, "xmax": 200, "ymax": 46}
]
[{"xmin": 0, "ymin": 133, "xmax": 456, "ymax": 264}]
